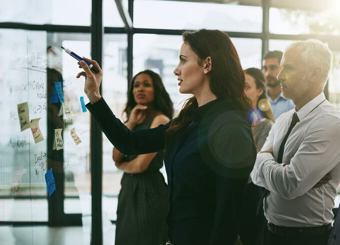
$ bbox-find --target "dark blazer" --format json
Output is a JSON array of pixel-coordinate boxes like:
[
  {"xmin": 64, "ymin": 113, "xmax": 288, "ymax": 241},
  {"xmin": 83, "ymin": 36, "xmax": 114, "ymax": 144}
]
[{"xmin": 87, "ymin": 98, "xmax": 256, "ymax": 245}]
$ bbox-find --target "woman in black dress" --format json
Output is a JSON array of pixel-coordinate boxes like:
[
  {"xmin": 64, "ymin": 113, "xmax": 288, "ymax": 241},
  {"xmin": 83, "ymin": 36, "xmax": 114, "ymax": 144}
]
[
  {"xmin": 112, "ymin": 70, "xmax": 173, "ymax": 245},
  {"xmin": 78, "ymin": 29, "xmax": 256, "ymax": 245}
]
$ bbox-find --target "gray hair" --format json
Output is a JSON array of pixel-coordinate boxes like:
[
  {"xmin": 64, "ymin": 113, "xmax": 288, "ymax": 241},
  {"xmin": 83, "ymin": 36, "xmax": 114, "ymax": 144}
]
[{"xmin": 286, "ymin": 39, "xmax": 333, "ymax": 83}]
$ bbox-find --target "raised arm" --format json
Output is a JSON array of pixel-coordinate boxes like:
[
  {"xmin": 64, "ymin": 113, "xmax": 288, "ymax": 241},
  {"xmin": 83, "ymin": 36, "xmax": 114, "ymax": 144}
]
[{"xmin": 78, "ymin": 59, "xmax": 168, "ymax": 155}]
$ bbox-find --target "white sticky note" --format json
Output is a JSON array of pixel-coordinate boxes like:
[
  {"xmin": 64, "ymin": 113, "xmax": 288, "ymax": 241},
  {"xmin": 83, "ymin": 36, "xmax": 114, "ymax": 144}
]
[
  {"xmin": 54, "ymin": 128, "xmax": 63, "ymax": 150},
  {"xmin": 70, "ymin": 128, "xmax": 81, "ymax": 145},
  {"xmin": 17, "ymin": 102, "xmax": 30, "ymax": 131},
  {"xmin": 30, "ymin": 118, "xmax": 44, "ymax": 143}
]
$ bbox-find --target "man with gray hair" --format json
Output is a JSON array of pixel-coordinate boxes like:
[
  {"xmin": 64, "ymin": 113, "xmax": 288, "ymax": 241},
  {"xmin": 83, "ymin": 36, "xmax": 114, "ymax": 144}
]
[{"xmin": 251, "ymin": 39, "xmax": 340, "ymax": 245}]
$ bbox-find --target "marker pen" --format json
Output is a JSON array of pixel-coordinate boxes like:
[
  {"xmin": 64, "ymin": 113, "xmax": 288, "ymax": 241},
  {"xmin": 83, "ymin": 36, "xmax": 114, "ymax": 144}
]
[{"xmin": 61, "ymin": 46, "xmax": 99, "ymax": 73}]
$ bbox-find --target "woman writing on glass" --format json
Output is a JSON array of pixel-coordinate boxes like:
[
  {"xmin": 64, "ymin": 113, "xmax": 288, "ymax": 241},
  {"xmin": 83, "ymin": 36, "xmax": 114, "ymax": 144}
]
[{"xmin": 78, "ymin": 29, "xmax": 256, "ymax": 245}]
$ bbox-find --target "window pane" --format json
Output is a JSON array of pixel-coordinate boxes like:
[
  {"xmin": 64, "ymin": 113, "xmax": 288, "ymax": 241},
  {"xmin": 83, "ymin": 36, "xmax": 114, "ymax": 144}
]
[
  {"xmin": 133, "ymin": 34, "xmax": 188, "ymax": 113},
  {"xmin": 0, "ymin": 0, "xmax": 124, "ymax": 27},
  {"xmin": 102, "ymin": 34, "xmax": 128, "ymax": 222},
  {"xmin": 104, "ymin": 0, "xmax": 125, "ymax": 27},
  {"xmin": 269, "ymin": 6, "xmax": 340, "ymax": 35},
  {"xmin": 269, "ymin": 39, "xmax": 296, "ymax": 51},
  {"xmin": 53, "ymin": 35, "xmax": 92, "ymax": 216},
  {"xmin": 1, "ymin": 0, "xmax": 90, "ymax": 25},
  {"xmin": 328, "ymin": 52, "xmax": 340, "ymax": 108},
  {"xmin": 231, "ymin": 38, "xmax": 262, "ymax": 69},
  {"xmin": 0, "ymin": 29, "xmax": 47, "ymax": 221},
  {"xmin": 134, "ymin": 0, "xmax": 262, "ymax": 32}
]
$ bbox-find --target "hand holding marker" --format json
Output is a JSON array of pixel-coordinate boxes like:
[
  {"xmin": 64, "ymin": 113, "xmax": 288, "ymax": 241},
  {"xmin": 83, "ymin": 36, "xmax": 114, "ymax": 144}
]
[{"xmin": 61, "ymin": 46, "xmax": 99, "ymax": 73}]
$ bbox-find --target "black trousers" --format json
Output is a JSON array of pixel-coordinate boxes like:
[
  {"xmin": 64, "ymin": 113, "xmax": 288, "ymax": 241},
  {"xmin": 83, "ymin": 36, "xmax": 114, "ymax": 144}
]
[{"xmin": 264, "ymin": 223, "xmax": 331, "ymax": 245}]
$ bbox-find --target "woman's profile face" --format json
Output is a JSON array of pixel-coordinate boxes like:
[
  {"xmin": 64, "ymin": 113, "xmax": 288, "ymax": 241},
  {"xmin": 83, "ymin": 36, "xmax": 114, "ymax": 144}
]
[
  {"xmin": 244, "ymin": 73, "xmax": 263, "ymax": 108},
  {"xmin": 173, "ymin": 42, "xmax": 206, "ymax": 95},
  {"xmin": 132, "ymin": 73, "xmax": 155, "ymax": 106}
]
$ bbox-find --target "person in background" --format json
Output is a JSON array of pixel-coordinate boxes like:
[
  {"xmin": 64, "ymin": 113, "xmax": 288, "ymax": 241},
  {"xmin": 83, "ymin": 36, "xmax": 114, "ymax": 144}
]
[
  {"xmin": 77, "ymin": 29, "xmax": 256, "ymax": 245},
  {"xmin": 262, "ymin": 51, "xmax": 294, "ymax": 119},
  {"xmin": 238, "ymin": 67, "xmax": 274, "ymax": 245},
  {"xmin": 252, "ymin": 40, "xmax": 340, "ymax": 245},
  {"xmin": 112, "ymin": 70, "xmax": 173, "ymax": 245},
  {"xmin": 244, "ymin": 67, "xmax": 274, "ymax": 151}
]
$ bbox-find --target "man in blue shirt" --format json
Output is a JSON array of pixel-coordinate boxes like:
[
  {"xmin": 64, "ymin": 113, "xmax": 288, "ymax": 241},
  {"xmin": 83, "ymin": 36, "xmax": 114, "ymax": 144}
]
[{"xmin": 263, "ymin": 51, "xmax": 294, "ymax": 119}]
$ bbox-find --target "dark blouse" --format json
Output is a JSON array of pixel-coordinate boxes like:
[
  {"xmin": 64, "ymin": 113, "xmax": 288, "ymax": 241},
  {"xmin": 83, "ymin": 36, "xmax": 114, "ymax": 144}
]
[{"xmin": 87, "ymin": 98, "xmax": 256, "ymax": 245}]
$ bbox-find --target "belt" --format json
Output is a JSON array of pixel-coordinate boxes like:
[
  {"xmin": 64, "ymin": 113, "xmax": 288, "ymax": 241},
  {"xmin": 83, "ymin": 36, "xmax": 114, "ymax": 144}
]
[{"xmin": 267, "ymin": 223, "xmax": 331, "ymax": 236}]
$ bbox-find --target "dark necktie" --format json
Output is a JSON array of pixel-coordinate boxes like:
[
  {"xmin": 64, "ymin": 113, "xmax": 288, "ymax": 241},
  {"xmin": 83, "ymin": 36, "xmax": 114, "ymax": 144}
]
[
  {"xmin": 256, "ymin": 112, "xmax": 300, "ymax": 216},
  {"xmin": 277, "ymin": 112, "xmax": 299, "ymax": 163}
]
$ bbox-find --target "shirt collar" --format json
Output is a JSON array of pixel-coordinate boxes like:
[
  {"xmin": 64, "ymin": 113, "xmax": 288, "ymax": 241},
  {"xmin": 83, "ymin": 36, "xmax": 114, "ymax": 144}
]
[
  {"xmin": 269, "ymin": 93, "xmax": 289, "ymax": 104},
  {"xmin": 296, "ymin": 93, "xmax": 326, "ymax": 120}
]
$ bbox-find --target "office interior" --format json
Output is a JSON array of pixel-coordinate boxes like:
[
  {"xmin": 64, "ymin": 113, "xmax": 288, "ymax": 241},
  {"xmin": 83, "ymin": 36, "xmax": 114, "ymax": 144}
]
[{"xmin": 1, "ymin": 0, "xmax": 340, "ymax": 244}]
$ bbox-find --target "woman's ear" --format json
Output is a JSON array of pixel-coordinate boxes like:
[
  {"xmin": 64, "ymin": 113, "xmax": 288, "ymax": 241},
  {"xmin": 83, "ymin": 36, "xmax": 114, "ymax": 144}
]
[
  {"xmin": 203, "ymin": 57, "xmax": 212, "ymax": 74},
  {"xmin": 257, "ymin": 88, "xmax": 264, "ymax": 98}
]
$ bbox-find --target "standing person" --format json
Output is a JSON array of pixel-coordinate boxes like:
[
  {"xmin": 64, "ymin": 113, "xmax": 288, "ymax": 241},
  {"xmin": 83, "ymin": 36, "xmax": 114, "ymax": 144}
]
[
  {"xmin": 244, "ymin": 67, "xmax": 274, "ymax": 151},
  {"xmin": 263, "ymin": 51, "xmax": 294, "ymax": 119},
  {"xmin": 251, "ymin": 40, "xmax": 340, "ymax": 245},
  {"xmin": 78, "ymin": 29, "xmax": 256, "ymax": 245},
  {"xmin": 238, "ymin": 68, "xmax": 274, "ymax": 245},
  {"xmin": 112, "ymin": 70, "xmax": 173, "ymax": 245}
]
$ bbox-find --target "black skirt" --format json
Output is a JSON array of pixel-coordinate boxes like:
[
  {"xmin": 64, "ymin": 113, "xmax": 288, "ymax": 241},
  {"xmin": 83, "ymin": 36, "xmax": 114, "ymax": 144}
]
[{"xmin": 115, "ymin": 171, "xmax": 168, "ymax": 245}]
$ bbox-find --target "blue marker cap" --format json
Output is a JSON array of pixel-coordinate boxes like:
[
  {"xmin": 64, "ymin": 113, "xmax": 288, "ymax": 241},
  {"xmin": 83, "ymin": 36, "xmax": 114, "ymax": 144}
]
[{"xmin": 80, "ymin": 96, "xmax": 87, "ymax": 112}]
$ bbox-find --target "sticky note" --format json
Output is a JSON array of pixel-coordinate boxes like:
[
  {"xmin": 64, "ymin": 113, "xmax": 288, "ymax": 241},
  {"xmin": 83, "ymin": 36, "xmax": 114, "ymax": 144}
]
[
  {"xmin": 30, "ymin": 118, "xmax": 44, "ymax": 143},
  {"xmin": 70, "ymin": 128, "xmax": 81, "ymax": 145},
  {"xmin": 53, "ymin": 128, "xmax": 63, "ymax": 150},
  {"xmin": 50, "ymin": 88, "xmax": 59, "ymax": 104},
  {"xmin": 45, "ymin": 169, "xmax": 56, "ymax": 197},
  {"xmin": 17, "ymin": 102, "xmax": 30, "ymax": 131},
  {"xmin": 80, "ymin": 96, "xmax": 87, "ymax": 112},
  {"xmin": 54, "ymin": 81, "xmax": 64, "ymax": 103}
]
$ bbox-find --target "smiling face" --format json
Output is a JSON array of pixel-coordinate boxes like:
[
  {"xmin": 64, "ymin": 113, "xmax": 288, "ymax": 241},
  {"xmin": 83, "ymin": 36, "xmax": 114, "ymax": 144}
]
[
  {"xmin": 132, "ymin": 73, "xmax": 155, "ymax": 106},
  {"xmin": 173, "ymin": 42, "xmax": 207, "ymax": 95}
]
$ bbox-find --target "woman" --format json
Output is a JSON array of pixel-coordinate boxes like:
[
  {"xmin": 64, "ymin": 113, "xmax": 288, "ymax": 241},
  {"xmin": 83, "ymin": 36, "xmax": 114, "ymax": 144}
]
[
  {"xmin": 112, "ymin": 70, "xmax": 173, "ymax": 245},
  {"xmin": 238, "ymin": 68, "xmax": 274, "ymax": 245},
  {"xmin": 244, "ymin": 67, "xmax": 274, "ymax": 151},
  {"xmin": 78, "ymin": 29, "xmax": 256, "ymax": 245}
]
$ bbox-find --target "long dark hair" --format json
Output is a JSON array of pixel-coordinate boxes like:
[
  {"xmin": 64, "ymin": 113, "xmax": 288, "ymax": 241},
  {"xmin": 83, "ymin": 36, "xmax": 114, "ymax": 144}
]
[
  {"xmin": 124, "ymin": 69, "xmax": 174, "ymax": 119},
  {"xmin": 244, "ymin": 67, "xmax": 274, "ymax": 121},
  {"xmin": 167, "ymin": 29, "xmax": 250, "ymax": 136}
]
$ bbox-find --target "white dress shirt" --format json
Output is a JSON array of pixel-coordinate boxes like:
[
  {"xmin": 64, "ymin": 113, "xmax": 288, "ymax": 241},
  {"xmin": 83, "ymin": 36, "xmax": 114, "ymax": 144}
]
[{"xmin": 251, "ymin": 93, "xmax": 340, "ymax": 227}]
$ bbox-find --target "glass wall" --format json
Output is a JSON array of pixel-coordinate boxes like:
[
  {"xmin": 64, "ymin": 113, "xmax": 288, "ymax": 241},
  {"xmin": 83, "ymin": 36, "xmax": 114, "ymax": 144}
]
[
  {"xmin": 0, "ymin": 29, "xmax": 47, "ymax": 222},
  {"xmin": 1, "ymin": 0, "xmax": 340, "ymax": 244},
  {"xmin": 102, "ymin": 34, "xmax": 128, "ymax": 222},
  {"xmin": 134, "ymin": 0, "xmax": 262, "ymax": 32},
  {"xmin": 0, "ymin": 0, "xmax": 124, "ymax": 27}
]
